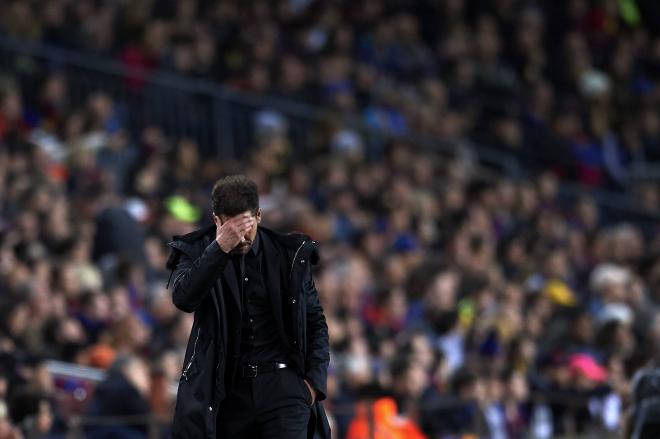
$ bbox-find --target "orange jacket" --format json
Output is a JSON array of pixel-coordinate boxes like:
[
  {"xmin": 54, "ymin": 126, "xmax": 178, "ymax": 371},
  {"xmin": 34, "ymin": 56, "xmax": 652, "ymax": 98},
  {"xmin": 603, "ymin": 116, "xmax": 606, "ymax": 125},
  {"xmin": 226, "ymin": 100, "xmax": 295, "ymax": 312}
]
[{"xmin": 346, "ymin": 397, "xmax": 427, "ymax": 439}]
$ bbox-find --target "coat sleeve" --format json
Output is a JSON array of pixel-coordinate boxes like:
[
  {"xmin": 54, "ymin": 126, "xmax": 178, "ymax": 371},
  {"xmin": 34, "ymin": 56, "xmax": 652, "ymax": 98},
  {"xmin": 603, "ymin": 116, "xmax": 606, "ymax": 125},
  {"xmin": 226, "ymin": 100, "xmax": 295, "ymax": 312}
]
[
  {"xmin": 303, "ymin": 267, "xmax": 330, "ymax": 402},
  {"xmin": 168, "ymin": 240, "xmax": 230, "ymax": 313}
]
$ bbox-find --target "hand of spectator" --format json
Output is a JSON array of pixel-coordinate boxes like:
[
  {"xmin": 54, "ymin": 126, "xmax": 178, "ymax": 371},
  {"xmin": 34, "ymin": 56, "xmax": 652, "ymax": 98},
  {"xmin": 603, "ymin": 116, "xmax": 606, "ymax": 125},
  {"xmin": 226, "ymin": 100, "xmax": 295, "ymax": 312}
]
[
  {"xmin": 123, "ymin": 357, "xmax": 150, "ymax": 398},
  {"xmin": 214, "ymin": 212, "xmax": 254, "ymax": 253}
]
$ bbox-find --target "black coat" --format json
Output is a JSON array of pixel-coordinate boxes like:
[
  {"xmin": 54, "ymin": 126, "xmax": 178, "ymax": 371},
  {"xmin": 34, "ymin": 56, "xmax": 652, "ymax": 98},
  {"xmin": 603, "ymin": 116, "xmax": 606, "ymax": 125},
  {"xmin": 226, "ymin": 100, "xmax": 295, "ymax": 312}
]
[{"xmin": 166, "ymin": 224, "xmax": 331, "ymax": 439}]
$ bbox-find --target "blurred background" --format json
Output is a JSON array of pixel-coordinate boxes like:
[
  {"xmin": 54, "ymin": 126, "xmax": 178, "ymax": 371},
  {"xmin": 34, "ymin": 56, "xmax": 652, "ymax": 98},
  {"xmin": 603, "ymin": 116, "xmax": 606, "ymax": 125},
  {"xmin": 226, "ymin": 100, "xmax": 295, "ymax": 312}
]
[{"xmin": 1, "ymin": 0, "xmax": 660, "ymax": 438}]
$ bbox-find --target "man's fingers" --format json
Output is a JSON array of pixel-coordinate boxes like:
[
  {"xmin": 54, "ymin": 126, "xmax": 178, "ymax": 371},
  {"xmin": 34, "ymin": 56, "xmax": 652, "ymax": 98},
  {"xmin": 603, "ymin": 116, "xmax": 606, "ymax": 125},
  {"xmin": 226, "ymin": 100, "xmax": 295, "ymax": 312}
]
[
  {"xmin": 218, "ymin": 215, "xmax": 253, "ymax": 243},
  {"xmin": 227, "ymin": 220, "xmax": 253, "ymax": 237},
  {"xmin": 223, "ymin": 218, "xmax": 253, "ymax": 231},
  {"xmin": 229, "ymin": 212, "xmax": 252, "ymax": 223},
  {"xmin": 234, "ymin": 221, "xmax": 253, "ymax": 232},
  {"xmin": 231, "ymin": 216, "xmax": 253, "ymax": 227}
]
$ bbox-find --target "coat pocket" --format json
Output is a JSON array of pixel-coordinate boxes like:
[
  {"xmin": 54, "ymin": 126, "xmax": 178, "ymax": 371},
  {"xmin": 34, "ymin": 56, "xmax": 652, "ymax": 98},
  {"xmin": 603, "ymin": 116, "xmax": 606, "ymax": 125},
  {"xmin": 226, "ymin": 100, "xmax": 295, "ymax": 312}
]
[
  {"xmin": 296, "ymin": 373, "xmax": 314, "ymax": 406},
  {"xmin": 181, "ymin": 327, "xmax": 202, "ymax": 382}
]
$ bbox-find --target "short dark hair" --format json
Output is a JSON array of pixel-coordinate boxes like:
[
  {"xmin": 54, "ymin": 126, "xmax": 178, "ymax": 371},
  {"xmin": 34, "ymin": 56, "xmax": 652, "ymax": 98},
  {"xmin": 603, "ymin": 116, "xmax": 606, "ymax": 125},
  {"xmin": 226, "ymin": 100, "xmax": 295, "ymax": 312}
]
[{"xmin": 211, "ymin": 175, "xmax": 259, "ymax": 217}]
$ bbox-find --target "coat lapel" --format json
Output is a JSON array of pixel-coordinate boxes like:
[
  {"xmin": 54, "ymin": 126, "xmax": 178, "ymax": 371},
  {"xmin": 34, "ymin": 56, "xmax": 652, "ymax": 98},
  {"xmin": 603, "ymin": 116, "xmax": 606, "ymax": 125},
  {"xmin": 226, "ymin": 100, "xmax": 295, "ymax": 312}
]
[
  {"xmin": 261, "ymin": 229, "xmax": 294, "ymax": 350},
  {"xmin": 261, "ymin": 229, "xmax": 281, "ymax": 316}
]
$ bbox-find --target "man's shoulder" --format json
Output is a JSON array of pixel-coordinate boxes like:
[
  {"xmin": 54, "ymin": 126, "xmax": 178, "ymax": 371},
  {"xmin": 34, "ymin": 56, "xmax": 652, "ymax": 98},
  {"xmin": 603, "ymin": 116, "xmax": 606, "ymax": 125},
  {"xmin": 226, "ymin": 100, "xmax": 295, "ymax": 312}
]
[
  {"xmin": 166, "ymin": 224, "xmax": 215, "ymax": 265},
  {"xmin": 259, "ymin": 225, "xmax": 310, "ymax": 250},
  {"xmin": 170, "ymin": 224, "xmax": 215, "ymax": 245},
  {"xmin": 260, "ymin": 226, "xmax": 320, "ymax": 265}
]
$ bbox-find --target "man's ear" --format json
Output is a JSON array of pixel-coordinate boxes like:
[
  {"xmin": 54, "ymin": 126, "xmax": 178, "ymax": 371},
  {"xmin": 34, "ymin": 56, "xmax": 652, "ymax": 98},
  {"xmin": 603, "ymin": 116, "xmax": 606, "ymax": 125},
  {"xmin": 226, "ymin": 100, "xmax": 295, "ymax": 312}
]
[
  {"xmin": 213, "ymin": 214, "xmax": 221, "ymax": 227},
  {"xmin": 256, "ymin": 208, "xmax": 262, "ymax": 223}
]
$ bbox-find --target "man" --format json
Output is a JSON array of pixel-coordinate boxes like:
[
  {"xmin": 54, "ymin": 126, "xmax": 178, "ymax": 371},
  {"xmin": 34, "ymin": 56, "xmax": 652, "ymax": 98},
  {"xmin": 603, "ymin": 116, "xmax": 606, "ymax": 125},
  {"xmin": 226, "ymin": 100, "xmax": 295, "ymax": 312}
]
[{"xmin": 166, "ymin": 175, "xmax": 331, "ymax": 439}]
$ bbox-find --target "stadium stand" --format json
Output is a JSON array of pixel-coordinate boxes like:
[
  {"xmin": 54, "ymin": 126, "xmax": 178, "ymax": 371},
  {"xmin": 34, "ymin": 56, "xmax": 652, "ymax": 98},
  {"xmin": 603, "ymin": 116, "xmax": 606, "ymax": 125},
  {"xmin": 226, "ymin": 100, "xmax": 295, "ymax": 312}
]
[{"xmin": 1, "ymin": 1, "xmax": 660, "ymax": 438}]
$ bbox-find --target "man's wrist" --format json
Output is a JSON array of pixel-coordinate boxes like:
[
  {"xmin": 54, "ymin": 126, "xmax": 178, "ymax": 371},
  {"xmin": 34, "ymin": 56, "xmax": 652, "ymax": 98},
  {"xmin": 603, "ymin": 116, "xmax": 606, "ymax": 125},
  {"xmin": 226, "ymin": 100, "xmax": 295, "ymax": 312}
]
[
  {"xmin": 205, "ymin": 240, "xmax": 230, "ymax": 258},
  {"xmin": 215, "ymin": 239, "xmax": 230, "ymax": 254},
  {"xmin": 304, "ymin": 379, "xmax": 317, "ymax": 400}
]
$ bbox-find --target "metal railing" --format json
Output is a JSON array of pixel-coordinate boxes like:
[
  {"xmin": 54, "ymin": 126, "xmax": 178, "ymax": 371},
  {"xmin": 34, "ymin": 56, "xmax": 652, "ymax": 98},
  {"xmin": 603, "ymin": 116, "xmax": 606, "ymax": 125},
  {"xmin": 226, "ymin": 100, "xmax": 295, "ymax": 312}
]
[
  {"xmin": 46, "ymin": 359, "xmax": 178, "ymax": 396},
  {"xmin": 0, "ymin": 35, "xmax": 657, "ymax": 225},
  {"xmin": 0, "ymin": 35, "xmax": 335, "ymax": 160},
  {"xmin": 66, "ymin": 414, "xmax": 166, "ymax": 439},
  {"xmin": 0, "ymin": 34, "xmax": 528, "ymax": 172}
]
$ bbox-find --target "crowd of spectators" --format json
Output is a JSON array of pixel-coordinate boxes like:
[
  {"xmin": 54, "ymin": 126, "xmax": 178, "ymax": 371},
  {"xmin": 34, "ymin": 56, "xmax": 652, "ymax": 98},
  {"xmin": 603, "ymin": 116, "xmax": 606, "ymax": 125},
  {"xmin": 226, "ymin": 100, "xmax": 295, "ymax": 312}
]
[
  {"xmin": 1, "ymin": 0, "xmax": 660, "ymax": 438},
  {"xmin": 3, "ymin": 0, "xmax": 660, "ymax": 192}
]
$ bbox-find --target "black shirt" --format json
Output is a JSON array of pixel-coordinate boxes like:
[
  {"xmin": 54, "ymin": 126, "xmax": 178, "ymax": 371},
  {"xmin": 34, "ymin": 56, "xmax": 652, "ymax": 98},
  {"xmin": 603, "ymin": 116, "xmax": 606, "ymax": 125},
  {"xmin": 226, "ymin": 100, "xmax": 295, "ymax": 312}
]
[{"xmin": 231, "ymin": 229, "xmax": 289, "ymax": 365}]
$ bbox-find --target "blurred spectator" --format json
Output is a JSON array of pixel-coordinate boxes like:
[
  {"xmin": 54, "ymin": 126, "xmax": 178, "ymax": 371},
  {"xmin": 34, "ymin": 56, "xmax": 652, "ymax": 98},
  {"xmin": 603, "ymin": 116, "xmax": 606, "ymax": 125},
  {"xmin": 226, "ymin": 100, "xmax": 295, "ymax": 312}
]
[
  {"xmin": 85, "ymin": 355, "xmax": 151, "ymax": 439},
  {"xmin": 346, "ymin": 397, "xmax": 427, "ymax": 439},
  {"xmin": 7, "ymin": 388, "xmax": 57, "ymax": 439}
]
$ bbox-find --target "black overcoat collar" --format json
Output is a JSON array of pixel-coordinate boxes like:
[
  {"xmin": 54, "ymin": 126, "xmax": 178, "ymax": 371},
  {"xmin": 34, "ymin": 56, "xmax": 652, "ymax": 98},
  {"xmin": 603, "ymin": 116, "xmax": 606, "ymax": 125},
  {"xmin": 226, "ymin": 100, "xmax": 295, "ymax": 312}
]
[{"xmin": 217, "ymin": 229, "xmax": 285, "ymax": 326}]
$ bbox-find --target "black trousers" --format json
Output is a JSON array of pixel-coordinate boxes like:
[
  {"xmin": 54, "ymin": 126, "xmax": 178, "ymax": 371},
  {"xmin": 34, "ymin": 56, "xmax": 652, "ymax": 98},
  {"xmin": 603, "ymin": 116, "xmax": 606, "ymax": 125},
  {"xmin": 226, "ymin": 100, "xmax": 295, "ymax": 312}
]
[{"xmin": 216, "ymin": 366, "xmax": 313, "ymax": 438}]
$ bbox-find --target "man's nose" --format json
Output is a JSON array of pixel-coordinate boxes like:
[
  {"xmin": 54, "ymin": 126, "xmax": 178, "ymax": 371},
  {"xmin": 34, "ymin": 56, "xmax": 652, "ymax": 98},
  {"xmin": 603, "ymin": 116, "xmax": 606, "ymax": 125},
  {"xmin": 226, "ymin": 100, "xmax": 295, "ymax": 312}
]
[{"xmin": 241, "ymin": 223, "xmax": 252, "ymax": 240}]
